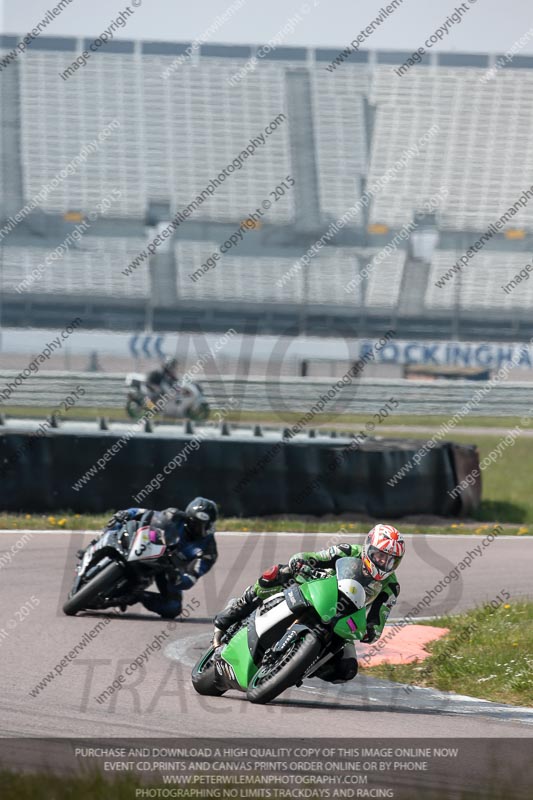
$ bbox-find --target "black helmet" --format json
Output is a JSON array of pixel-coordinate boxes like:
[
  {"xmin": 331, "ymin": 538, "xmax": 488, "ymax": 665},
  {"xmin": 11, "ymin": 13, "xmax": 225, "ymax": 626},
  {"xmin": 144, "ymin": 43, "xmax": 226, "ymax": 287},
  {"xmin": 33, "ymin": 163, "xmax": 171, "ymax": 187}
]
[
  {"xmin": 163, "ymin": 357, "xmax": 179, "ymax": 377},
  {"xmin": 184, "ymin": 497, "xmax": 217, "ymax": 539}
]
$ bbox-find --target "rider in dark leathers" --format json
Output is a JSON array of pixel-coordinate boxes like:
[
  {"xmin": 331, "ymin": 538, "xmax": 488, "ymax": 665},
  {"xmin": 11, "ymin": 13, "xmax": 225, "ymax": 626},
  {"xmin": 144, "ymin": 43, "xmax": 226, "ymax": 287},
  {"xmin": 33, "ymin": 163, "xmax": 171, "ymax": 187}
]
[
  {"xmin": 99, "ymin": 497, "xmax": 218, "ymax": 618},
  {"xmin": 146, "ymin": 357, "xmax": 179, "ymax": 403}
]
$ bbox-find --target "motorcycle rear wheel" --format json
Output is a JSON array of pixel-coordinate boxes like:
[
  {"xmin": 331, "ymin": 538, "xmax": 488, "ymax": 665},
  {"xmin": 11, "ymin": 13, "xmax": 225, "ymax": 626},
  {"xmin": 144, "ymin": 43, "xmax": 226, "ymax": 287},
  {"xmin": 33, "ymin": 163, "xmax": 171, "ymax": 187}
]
[
  {"xmin": 63, "ymin": 562, "xmax": 125, "ymax": 616},
  {"xmin": 247, "ymin": 630, "xmax": 321, "ymax": 705}
]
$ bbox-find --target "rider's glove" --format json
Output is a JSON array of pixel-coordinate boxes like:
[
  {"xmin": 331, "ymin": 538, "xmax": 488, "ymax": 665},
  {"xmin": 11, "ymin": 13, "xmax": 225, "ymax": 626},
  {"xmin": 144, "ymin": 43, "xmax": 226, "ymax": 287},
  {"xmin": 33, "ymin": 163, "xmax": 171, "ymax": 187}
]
[
  {"xmin": 288, "ymin": 558, "xmax": 317, "ymax": 581},
  {"xmin": 106, "ymin": 510, "xmax": 130, "ymax": 528},
  {"xmin": 361, "ymin": 626, "xmax": 377, "ymax": 644}
]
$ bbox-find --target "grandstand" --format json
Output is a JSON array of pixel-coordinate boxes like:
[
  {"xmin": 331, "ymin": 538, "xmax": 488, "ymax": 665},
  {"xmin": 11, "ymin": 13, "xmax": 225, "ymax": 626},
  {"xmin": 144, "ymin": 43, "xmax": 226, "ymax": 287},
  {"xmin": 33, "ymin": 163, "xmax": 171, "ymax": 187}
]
[{"xmin": 1, "ymin": 37, "xmax": 532, "ymax": 340}]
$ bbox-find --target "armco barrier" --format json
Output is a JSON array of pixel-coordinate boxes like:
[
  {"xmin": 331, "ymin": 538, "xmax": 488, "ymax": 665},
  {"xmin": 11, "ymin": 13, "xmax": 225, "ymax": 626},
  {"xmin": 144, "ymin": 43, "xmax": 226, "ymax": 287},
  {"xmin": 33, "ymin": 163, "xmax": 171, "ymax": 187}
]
[
  {"xmin": 0, "ymin": 421, "xmax": 478, "ymax": 517},
  {"xmin": 1, "ymin": 371, "xmax": 533, "ymax": 416}
]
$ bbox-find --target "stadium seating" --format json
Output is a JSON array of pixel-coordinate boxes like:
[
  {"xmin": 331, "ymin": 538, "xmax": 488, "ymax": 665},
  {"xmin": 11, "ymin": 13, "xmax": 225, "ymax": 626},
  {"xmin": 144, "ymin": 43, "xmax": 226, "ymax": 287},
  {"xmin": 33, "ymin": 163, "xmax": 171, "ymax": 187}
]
[
  {"xmin": 364, "ymin": 249, "xmax": 405, "ymax": 307},
  {"xmin": 16, "ymin": 47, "xmax": 533, "ymax": 234},
  {"xmin": 0, "ymin": 37, "xmax": 531, "ymax": 332},
  {"xmin": 20, "ymin": 52, "xmax": 293, "ymax": 223},
  {"xmin": 143, "ymin": 57, "xmax": 293, "ymax": 223},
  {"xmin": 20, "ymin": 53, "xmax": 145, "ymax": 218},
  {"xmin": 175, "ymin": 241, "xmax": 404, "ymax": 308},
  {"xmin": 425, "ymin": 251, "xmax": 533, "ymax": 309},
  {"xmin": 175, "ymin": 241, "xmax": 362, "ymax": 305},
  {"xmin": 1, "ymin": 237, "xmax": 150, "ymax": 297},
  {"xmin": 368, "ymin": 66, "xmax": 533, "ymax": 231},
  {"xmin": 19, "ymin": 49, "xmax": 367, "ymax": 225}
]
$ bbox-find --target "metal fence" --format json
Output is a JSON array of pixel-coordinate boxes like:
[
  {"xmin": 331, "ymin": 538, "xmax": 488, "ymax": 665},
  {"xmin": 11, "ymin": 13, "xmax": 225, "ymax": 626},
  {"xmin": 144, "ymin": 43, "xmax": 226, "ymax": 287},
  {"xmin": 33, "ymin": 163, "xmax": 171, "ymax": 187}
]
[{"xmin": 1, "ymin": 371, "xmax": 532, "ymax": 417}]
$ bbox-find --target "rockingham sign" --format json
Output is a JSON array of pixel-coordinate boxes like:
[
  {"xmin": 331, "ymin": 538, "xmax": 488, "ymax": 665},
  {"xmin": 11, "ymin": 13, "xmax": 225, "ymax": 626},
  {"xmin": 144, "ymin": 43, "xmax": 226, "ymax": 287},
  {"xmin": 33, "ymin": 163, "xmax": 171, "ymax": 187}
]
[
  {"xmin": 2, "ymin": 330, "xmax": 533, "ymax": 372},
  {"xmin": 357, "ymin": 339, "xmax": 533, "ymax": 371}
]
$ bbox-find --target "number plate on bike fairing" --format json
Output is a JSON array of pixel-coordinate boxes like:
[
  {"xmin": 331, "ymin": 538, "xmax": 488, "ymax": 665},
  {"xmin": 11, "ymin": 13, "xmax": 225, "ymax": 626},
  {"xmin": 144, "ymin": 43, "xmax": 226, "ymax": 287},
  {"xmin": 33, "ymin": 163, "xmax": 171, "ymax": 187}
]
[{"xmin": 127, "ymin": 527, "xmax": 167, "ymax": 562}]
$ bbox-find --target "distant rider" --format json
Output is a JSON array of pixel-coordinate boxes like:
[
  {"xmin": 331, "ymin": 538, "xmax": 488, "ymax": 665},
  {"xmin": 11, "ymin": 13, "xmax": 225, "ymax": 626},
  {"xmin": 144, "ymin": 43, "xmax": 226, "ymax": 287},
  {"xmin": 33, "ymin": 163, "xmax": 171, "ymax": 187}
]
[
  {"xmin": 146, "ymin": 356, "xmax": 180, "ymax": 403},
  {"xmin": 146, "ymin": 356, "xmax": 197, "ymax": 418},
  {"xmin": 80, "ymin": 497, "xmax": 218, "ymax": 618},
  {"xmin": 212, "ymin": 524, "xmax": 405, "ymax": 683}
]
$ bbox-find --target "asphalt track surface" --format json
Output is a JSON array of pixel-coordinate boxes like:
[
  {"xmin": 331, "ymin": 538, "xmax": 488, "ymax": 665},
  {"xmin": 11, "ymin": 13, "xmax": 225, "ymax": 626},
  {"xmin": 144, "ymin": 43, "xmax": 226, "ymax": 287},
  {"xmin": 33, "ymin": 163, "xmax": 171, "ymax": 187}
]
[{"xmin": 0, "ymin": 529, "xmax": 531, "ymax": 740}]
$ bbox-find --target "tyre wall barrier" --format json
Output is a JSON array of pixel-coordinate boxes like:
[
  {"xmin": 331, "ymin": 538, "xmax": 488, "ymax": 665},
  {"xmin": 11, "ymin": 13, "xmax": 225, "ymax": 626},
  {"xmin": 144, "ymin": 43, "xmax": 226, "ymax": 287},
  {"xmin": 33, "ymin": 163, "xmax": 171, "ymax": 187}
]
[{"xmin": 0, "ymin": 423, "xmax": 479, "ymax": 517}]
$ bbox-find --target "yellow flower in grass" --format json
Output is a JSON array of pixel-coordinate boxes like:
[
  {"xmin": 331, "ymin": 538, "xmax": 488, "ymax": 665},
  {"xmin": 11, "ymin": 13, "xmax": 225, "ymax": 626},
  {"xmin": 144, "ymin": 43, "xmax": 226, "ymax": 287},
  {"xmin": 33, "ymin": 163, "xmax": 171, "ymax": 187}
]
[
  {"xmin": 517, "ymin": 527, "xmax": 529, "ymax": 535},
  {"xmin": 57, "ymin": 519, "xmax": 67, "ymax": 527},
  {"xmin": 25, "ymin": 514, "xmax": 31, "ymax": 520},
  {"xmin": 48, "ymin": 516, "xmax": 56, "ymax": 524},
  {"xmin": 504, "ymin": 604, "xmax": 511, "ymax": 609},
  {"xmin": 451, "ymin": 524, "xmax": 458, "ymax": 528}
]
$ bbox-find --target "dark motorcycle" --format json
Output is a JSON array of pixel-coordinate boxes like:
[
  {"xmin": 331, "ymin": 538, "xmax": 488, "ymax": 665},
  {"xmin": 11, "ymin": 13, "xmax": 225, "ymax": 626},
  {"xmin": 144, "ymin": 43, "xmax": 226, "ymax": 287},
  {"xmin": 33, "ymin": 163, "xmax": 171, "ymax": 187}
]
[{"xmin": 63, "ymin": 522, "xmax": 176, "ymax": 616}]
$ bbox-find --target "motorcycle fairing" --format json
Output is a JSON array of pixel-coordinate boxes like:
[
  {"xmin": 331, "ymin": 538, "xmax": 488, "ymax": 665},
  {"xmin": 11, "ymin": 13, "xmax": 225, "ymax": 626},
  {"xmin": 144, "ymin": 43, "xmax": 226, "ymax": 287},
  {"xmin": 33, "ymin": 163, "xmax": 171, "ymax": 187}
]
[{"xmin": 127, "ymin": 526, "xmax": 167, "ymax": 562}]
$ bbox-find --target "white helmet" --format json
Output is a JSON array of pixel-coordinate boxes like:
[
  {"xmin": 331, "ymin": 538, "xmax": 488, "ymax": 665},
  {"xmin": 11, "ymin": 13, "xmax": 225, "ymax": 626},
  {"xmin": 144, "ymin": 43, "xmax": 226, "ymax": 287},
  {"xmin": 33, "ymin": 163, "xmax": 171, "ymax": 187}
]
[{"xmin": 362, "ymin": 524, "xmax": 405, "ymax": 581}]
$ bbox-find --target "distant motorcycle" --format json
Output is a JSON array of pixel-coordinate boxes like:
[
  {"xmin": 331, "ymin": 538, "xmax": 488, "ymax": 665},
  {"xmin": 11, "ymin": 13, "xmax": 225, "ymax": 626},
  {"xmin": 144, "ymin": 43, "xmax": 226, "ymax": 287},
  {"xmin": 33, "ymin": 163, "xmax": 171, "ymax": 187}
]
[
  {"xmin": 63, "ymin": 521, "xmax": 177, "ymax": 616},
  {"xmin": 125, "ymin": 374, "xmax": 209, "ymax": 422}
]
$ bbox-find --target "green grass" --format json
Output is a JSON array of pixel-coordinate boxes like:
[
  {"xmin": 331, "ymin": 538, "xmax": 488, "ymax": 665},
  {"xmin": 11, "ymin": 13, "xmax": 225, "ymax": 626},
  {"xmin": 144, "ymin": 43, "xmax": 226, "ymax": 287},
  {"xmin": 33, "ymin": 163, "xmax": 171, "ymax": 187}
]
[
  {"xmin": 1, "ymin": 404, "xmax": 529, "ymax": 430},
  {"xmin": 444, "ymin": 432, "xmax": 533, "ymax": 523},
  {"xmin": 226, "ymin": 411, "xmax": 533, "ymax": 431},
  {"xmin": 367, "ymin": 601, "xmax": 533, "ymax": 706},
  {"xmin": 0, "ymin": 512, "xmax": 530, "ymax": 536}
]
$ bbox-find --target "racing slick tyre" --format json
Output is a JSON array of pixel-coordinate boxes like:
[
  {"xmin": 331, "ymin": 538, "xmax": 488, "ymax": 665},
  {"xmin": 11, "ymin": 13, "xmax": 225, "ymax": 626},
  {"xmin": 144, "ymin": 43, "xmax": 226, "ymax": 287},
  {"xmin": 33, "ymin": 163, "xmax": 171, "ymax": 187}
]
[
  {"xmin": 246, "ymin": 630, "xmax": 321, "ymax": 705},
  {"xmin": 191, "ymin": 647, "xmax": 227, "ymax": 696},
  {"xmin": 63, "ymin": 562, "xmax": 125, "ymax": 616},
  {"xmin": 126, "ymin": 395, "xmax": 145, "ymax": 420},
  {"xmin": 189, "ymin": 402, "xmax": 210, "ymax": 422}
]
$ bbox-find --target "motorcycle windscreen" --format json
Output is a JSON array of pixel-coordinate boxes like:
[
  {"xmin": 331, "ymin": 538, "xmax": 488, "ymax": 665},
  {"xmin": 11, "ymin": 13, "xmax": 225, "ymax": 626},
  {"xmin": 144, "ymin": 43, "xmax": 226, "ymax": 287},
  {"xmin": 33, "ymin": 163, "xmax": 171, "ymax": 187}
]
[{"xmin": 333, "ymin": 558, "xmax": 368, "ymax": 640}]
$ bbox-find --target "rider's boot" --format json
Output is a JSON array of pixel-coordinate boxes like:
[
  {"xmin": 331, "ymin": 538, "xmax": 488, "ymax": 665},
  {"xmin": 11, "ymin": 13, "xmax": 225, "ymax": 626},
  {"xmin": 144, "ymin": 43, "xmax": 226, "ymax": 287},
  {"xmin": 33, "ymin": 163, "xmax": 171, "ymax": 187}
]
[
  {"xmin": 314, "ymin": 643, "xmax": 358, "ymax": 684},
  {"xmin": 212, "ymin": 586, "xmax": 261, "ymax": 647},
  {"xmin": 141, "ymin": 589, "xmax": 182, "ymax": 620},
  {"xmin": 212, "ymin": 565, "xmax": 293, "ymax": 647}
]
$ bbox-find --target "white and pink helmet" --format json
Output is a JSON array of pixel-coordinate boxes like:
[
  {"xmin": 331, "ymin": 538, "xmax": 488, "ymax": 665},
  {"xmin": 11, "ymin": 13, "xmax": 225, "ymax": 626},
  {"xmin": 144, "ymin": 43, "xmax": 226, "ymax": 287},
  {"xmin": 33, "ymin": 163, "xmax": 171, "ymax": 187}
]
[{"xmin": 362, "ymin": 524, "xmax": 405, "ymax": 581}]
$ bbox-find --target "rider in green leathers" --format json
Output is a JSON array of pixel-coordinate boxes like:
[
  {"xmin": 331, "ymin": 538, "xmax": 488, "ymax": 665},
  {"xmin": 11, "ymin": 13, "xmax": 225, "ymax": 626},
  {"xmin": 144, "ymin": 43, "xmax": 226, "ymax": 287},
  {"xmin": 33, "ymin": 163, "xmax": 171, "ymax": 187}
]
[{"xmin": 213, "ymin": 525, "xmax": 406, "ymax": 683}]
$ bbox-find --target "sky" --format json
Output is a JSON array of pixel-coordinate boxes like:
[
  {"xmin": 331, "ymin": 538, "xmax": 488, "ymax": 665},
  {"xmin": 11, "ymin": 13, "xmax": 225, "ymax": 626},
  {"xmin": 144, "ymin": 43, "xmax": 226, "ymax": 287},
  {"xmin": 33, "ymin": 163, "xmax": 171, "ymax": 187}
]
[{"xmin": 2, "ymin": 0, "xmax": 533, "ymax": 54}]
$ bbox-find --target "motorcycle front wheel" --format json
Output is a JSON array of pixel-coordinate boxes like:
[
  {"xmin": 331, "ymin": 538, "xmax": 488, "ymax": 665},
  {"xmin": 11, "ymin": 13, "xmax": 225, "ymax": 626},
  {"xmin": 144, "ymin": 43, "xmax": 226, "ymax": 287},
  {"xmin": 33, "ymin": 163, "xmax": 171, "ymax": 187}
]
[
  {"xmin": 246, "ymin": 630, "xmax": 321, "ymax": 705},
  {"xmin": 63, "ymin": 562, "xmax": 125, "ymax": 616},
  {"xmin": 125, "ymin": 395, "xmax": 145, "ymax": 420},
  {"xmin": 191, "ymin": 647, "xmax": 226, "ymax": 696},
  {"xmin": 188, "ymin": 402, "xmax": 210, "ymax": 422}
]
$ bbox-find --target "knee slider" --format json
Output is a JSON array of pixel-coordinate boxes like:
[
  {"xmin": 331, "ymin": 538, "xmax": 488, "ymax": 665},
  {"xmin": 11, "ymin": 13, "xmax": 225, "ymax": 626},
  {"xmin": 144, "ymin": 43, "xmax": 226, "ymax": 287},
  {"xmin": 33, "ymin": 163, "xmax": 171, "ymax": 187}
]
[
  {"xmin": 340, "ymin": 657, "xmax": 358, "ymax": 681},
  {"xmin": 258, "ymin": 564, "xmax": 283, "ymax": 588}
]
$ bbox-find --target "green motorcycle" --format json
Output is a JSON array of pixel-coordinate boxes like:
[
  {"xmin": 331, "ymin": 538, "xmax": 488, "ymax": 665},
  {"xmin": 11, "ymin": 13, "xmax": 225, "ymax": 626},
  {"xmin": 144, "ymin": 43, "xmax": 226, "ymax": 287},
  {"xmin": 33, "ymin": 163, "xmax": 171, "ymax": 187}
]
[{"xmin": 191, "ymin": 557, "xmax": 368, "ymax": 705}]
